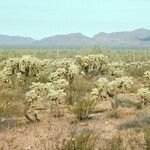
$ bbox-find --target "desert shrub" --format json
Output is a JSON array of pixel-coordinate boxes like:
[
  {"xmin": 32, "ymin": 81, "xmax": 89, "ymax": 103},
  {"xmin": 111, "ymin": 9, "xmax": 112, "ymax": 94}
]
[
  {"xmin": 0, "ymin": 101, "xmax": 24, "ymax": 118},
  {"xmin": 56, "ymin": 128, "xmax": 98, "ymax": 150},
  {"xmin": 68, "ymin": 76, "xmax": 92, "ymax": 104},
  {"xmin": 0, "ymin": 88, "xmax": 24, "ymax": 118},
  {"xmin": 70, "ymin": 99, "xmax": 97, "ymax": 120},
  {"xmin": 70, "ymin": 76, "xmax": 92, "ymax": 93}
]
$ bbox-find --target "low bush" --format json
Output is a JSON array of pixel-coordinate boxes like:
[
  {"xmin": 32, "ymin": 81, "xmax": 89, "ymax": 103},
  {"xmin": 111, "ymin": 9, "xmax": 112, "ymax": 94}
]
[
  {"xmin": 70, "ymin": 98, "xmax": 97, "ymax": 120},
  {"xmin": 0, "ymin": 88, "xmax": 24, "ymax": 118},
  {"xmin": 56, "ymin": 128, "xmax": 98, "ymax": 150},
  {"xmin": 67, "ymin": 76, "xmax": 92, "ymax": 104}
]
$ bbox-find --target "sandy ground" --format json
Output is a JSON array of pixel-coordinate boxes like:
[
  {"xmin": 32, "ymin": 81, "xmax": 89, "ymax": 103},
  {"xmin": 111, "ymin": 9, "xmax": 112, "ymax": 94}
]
[{"xmin": 0, "ymin": 101, "xmax": 141, "ymax": 150}]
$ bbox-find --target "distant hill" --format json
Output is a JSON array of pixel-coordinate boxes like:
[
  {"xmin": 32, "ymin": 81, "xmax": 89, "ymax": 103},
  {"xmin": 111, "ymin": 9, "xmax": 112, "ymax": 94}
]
[
  {"xmin": 38, "ymin": 33, "xmax": 95, "ymax": 48},
  {"xmin": 93, "ymin": 28, "xmax": 150, "ymax": 47},
  {"xmin": 0, "ymin": 28, "xmax": 150, "ymax": 48},
  {"xmin": 0, "ymin": 34, "xmax": 35, "ymax": 46}
]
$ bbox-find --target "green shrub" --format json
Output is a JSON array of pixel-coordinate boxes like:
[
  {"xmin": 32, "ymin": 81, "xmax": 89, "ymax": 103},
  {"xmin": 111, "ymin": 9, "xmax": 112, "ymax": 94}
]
[{"xmin": 70, "ymin": 99, "xmax": 97, "ymax": 120}]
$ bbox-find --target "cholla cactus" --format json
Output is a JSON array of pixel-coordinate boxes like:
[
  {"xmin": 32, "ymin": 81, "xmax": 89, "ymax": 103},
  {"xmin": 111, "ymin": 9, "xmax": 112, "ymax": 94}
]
[
  {"xmin": 0, "ymin": 55, "xmax": 51, "ymax": 86},
  {"xmin": 108, "ymin": 61, "xmax": 126, "ymax": 77},
  {"xmin": 67, "ymin": 64, "xmax": 80, "ymax": 79},
  {"xmin": 107, "ymin": 77, "xmax": 134, "ymax": 97},
  {"xmin": 25, "ymin": 59, "xmax": 80, "ymax": 122},
  {"xmin": 53, "ymin": 79, "xmax": 69, "ymax": 90},
  {"xmin": 143, "ymin": 71, "xmax": 150, "ymax": 88},
  {"xmin": 25, "ymin": 79, "xmax": 68, "ymax": 122},
  {"xmin": 49, "ymin": 62, "xmax": 80, "ymax": 84},
  {"xmin": 91, "ymin": 76, "xmax": 133, "ymax": 100},
  {"xmin": 90, "ymin": 88, "xmax": 99, "ymax": 100},
  {"xmin": 109, "ymin": 67, "xmax": 124, "ymax": 77},
  {"xmin": 0, "ymin": 67, "xmax": 12, "ymax": 84},
  {"xmin": 75, "ymin": 54, "xmax": 109, "ymax": 75},
  {"xmin": 137, "ymin": 88, "xmax": 150, "ymax": 106},
  {"xmin": 16, "ymin": 72, "xmax": 24, "ymax": 85},
  {"xmin": 49, "ymin": 68, "xmax": 67, "ymax": 81},
  {"xmin": 144, "ymin": 71, "xmax": 150, "ymax": 80},
  {"xmin": 125, "ymin": 60, "xmax": 150, "ymax": 77},
  {"xmin": 91, "ymin": 78, "xmax": 108, "ymax": 100}
]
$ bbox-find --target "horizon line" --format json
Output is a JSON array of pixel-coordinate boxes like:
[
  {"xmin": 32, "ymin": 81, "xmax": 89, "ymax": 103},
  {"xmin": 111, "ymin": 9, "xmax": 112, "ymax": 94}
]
[{"xmin": 0, "ymin": 27, "xmax": 149, "ymax": 40}]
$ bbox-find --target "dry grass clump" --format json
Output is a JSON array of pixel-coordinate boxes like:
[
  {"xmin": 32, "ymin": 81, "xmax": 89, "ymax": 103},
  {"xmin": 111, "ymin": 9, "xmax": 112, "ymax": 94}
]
[
  {"xmin": 0, "ymin": 101, "xmax": 24, "ymax": 118},
  {"xmin": 70, "ymin": 98, "xmax": 97, "ymax": 120},
  {"xmin": 0, "ymin": 87, "xmax": 24, "ymax": 130},
  {"xmin": 55, "ymin": 128, "xmax": 98, "ymax": 150},
  {"xmin": 126, "ymin": 64, "xmax": 150, "ymax": 78},
  {"xmin": 0, "ymin": 87, "xmax": 24, "ymax": 118},
  {"xmin": 68, "ymin": 76, "xmax": 93, "ymax": 104},
  {"xmin": 110, "ymin": 129, "xmax": 146, "ymax": 150}
]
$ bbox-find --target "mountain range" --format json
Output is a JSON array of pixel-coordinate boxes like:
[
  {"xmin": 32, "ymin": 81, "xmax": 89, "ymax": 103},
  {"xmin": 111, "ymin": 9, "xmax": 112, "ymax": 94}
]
[{"xmin": 0, "ymin": 28, "xmax": 150, "ymax": 48}]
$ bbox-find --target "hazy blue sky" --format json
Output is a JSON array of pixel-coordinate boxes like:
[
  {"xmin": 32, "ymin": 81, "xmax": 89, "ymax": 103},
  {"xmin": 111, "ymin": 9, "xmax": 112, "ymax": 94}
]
[{"xmin": 0, "ymin": 0, "xmax": 150, "ymax": 39}]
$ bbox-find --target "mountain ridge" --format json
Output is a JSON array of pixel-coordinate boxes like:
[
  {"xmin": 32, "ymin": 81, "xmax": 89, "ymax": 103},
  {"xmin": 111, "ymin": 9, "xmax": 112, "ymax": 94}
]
[{"xmin": 0, "ymin": 28, "xmax": 150, "ymax": 48}]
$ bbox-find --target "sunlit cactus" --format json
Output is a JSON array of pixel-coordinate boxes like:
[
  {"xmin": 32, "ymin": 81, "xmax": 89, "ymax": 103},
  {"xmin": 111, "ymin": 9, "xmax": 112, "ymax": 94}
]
[
  {"xmin": 107, "ymin": 77, "xmax": 134, "ymax": 97},
  {"xmin": 0, "ymin": 55, "xmax": 51, "ymax": 86},
  {"xmin": 137, "ymin": 88, "xmax": 150, "ymax": 106},
  {"xmin": 75, "ymin": 54, "xmax": 109, "ymax": 75}
]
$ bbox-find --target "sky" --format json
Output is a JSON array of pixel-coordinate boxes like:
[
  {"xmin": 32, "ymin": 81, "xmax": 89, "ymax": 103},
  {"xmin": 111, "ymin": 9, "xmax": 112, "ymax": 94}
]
[{"xmin": 0, "ymin": 0, "xmax": 150, "ymax": 39}]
